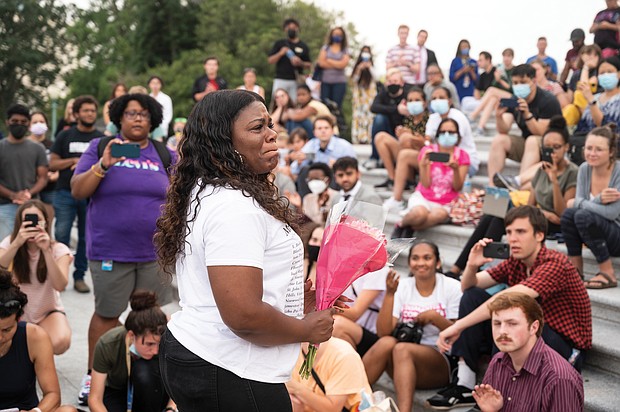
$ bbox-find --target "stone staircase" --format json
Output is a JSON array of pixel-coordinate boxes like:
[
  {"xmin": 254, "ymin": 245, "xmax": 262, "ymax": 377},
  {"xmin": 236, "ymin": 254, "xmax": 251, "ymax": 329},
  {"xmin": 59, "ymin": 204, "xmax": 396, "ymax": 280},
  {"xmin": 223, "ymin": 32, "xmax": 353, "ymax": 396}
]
[{"xmin": 352, "ymin": 132, "xmax": 620, "ymax": 411}]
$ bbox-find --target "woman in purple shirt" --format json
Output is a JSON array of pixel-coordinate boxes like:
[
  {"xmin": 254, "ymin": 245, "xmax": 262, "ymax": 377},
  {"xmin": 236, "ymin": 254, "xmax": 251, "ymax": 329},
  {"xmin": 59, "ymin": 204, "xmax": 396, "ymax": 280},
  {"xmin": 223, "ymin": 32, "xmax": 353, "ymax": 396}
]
[
  {"xmin": 70, "ymin": 93, "xmax": 174, "ymax": 406},
  {"xmin": 318, "ymin": 26, "xmax": 351, "ymax": 110}
]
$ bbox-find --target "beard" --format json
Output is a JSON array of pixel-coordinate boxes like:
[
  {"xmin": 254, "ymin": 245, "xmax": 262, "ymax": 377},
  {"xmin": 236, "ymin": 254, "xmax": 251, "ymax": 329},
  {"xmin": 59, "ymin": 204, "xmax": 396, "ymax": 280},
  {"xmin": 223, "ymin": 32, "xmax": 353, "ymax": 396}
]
[{"xmin": 80, "ymin": 119, "xmax": 96, "ymax": 128}]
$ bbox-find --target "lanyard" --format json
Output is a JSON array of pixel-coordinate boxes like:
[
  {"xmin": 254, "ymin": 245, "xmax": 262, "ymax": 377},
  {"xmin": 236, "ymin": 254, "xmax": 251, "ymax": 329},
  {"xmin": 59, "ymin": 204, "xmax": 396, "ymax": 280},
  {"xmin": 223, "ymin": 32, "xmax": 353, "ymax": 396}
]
[{"xmin": 125, "ymin": 336, "xmax": 133, "ymax": 412}]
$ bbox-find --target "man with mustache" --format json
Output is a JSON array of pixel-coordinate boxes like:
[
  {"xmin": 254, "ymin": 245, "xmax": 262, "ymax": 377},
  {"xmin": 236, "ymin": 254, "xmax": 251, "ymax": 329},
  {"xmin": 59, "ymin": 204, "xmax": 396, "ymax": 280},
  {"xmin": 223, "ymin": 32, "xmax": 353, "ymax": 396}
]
[
  {"xmin": 426, "ymin": 205, "xmax": 591, "ymax": 410},
  {"xmin": 472, "ymin": 292, "xmax": 583, "ymax": 412}
]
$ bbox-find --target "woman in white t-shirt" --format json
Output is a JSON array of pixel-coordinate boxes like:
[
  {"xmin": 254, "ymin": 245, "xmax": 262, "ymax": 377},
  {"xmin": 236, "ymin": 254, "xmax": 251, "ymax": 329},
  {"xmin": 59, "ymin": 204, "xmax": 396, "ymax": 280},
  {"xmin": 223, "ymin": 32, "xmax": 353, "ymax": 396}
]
[
  {"xmin": 362, "ymin": 240, "xmax": 462, "ymax": 412},
  {"xmin": 0, "ymin": 200, "xmax": 73, "ymax": 355},
  {"xmin": 155, "ymin": 90, "xmax": 337, "ymax": 411}
]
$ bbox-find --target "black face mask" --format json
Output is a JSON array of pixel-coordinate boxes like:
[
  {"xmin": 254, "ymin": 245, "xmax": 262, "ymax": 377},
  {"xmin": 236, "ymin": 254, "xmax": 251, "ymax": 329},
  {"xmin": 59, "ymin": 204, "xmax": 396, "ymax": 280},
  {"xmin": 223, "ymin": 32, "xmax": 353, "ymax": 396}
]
[
  {"xmin": 9, "ymin": 124, "xmax": 28, "ymax": 139},
  {"xmin": 387, "ymin": 84, "xmax": 401, "ymax": 95},
  {"xmin": 287, "ymin": 29, "xmax": 298, "ymax": 39},
  {"xmin": 308, "ymin": 245, "xmax": 320, "ymax": 262}
]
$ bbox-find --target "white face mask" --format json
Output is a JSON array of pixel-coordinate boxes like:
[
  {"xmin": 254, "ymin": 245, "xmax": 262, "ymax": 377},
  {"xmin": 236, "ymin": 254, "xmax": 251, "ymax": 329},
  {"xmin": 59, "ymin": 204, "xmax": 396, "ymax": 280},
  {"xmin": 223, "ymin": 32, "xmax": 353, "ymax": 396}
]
[
  {"xmin": 30, "ymin": 122, "xmax": 48, "ymax": 136},
  {"xmin": 308, "ymin": 179, "xmax": 328, "ymax": 194}
]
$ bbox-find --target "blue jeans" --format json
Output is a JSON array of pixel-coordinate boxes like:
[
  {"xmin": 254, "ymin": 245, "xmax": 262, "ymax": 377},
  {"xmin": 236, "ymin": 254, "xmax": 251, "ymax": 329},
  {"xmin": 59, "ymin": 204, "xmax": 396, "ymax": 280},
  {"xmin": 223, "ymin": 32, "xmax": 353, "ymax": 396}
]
[
  {"xmin": 320, "ymin": 82, "xmax": 347, "ymax": 109},
  {"xmin": 0, "ymin": 203, "xmax": 18, "ymax": 241},
  {"xmin": 159, "ymin": 330, "xmax": 292, "ymax": 412},
  {"xmin": 53, "ymin": 189, "xmax": 88, "ymax": 281},
  {"xmin": 286, "ymin": 119, "xmax": 314, "ymax": 139},
  {"xmin": 370, "ymin": 114, "xmax": 394, "ymax": 159},
  {"xmin": 561, "ymin": 207, "xmax": 620, "ymax": 263}
]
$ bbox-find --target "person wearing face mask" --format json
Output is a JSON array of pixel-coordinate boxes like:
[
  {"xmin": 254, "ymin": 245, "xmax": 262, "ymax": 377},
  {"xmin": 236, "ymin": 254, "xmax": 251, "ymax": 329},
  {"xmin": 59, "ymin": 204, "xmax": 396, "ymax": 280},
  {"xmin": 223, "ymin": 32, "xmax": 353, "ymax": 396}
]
[
  {"xmin": 0, "ymin": 104, "xmax": 48, "ymax": 241},
  {"xmin": 383, "ymin": 87, "xmax": 480, "ymax": 213},
  {"xmin": 88, "ymin": 290, "xmax": 177, "ymax": 412},
  {"xmin": 317, "ymin": 26, "xmax": 351, "ymax": 110},
  {"xmin": 489, "ymin": 64, "xmax": 562, "ymax": 191},
  {"xmin": 449, "ymin": 39, "xmax": 478, "ymax": 104},
  {"xmin": 422, "ymin": 64, "xmax": 460, "ymax": 109},
  {"xmin": 351, "ymin": 46, "xmax": 378, "ymax": 144},
  {"xmin": 268, "ymin": 18, "xmax": 312, "ymax": 104},
  {"xmin": 28, "ymin": 111, "xmax": 58, "ymax": 223},
  {"xmin": 576, "ymin": 57, "xmax": 620, "ymax": 134},
  {"xmin": 301, "ymin": 162, "xmax": 338, "ymax": 226},
  {"xmin": 374, "ymin": 87, "xmax": 430, "ymax": 190},
  {"xmin": 367, "ymin": 68, "xmax": 410, "ymax": 168},
  {"xmin": 393, "ymin": 119, "xmax": 470, "ymax": 238}
]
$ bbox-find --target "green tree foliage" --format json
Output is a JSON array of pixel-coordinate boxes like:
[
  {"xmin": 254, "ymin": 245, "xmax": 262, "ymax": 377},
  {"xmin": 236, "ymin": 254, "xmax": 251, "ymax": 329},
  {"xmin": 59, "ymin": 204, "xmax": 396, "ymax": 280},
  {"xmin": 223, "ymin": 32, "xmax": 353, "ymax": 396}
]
[{"xmin": 0, "ymin": 0, "xmax": 70, "ymax": 120}]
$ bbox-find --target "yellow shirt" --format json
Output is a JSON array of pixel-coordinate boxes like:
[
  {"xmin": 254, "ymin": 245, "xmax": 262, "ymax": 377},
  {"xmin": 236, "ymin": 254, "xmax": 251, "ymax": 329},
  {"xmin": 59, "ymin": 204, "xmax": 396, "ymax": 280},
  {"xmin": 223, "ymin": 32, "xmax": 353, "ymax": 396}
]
[{"xmin": 291, "ymin": 338, "xmax": 371, "ymax": 412}]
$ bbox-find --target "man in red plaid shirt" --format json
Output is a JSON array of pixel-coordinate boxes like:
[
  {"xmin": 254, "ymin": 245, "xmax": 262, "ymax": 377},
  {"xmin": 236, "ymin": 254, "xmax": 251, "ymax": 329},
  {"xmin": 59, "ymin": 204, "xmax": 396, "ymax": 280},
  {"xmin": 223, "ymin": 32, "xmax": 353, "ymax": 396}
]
[{"xmin": 425, "ymin": 205, "xmax": 591, "ymax": 410}]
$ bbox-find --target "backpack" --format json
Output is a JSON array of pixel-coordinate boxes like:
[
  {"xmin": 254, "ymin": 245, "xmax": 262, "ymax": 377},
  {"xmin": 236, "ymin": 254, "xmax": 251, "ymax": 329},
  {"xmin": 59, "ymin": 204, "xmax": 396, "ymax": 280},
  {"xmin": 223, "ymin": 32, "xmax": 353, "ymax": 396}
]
[
  {"xmin": 96, "ymin": 136, "xmax": 172, "ymax": 176},
  {"xmin": 568, "ymin": 131, "xmax": 588, "ymax": 166}
]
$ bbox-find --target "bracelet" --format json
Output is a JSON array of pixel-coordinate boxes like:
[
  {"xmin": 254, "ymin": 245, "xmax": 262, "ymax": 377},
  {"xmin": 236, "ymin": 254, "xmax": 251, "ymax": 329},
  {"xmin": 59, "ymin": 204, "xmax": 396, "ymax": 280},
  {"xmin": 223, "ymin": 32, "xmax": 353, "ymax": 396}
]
[
  {"xmin": 164, "ymin": 408, "xmax": 177, "ymax": 412},
  {"xmin": 90, "ymin": 164, "xmax": 106, "ymax": 179},
  {"xmin": 525, "ymin": 115, "xmax": 535, "ymax": 121},
  {"xmin": 99, "ymin": 158, "xmax": 109, "ymax": 171},
  {"xmin": 33, "ymin": 408, "xmax": 42, "ymax": 412}
]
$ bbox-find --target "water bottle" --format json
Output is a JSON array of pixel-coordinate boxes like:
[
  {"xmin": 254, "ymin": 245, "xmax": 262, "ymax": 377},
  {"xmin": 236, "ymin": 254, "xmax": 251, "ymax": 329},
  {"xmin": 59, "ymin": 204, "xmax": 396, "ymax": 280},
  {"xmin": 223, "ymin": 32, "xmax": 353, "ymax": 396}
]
[{"xmin": 463, "ymin": 176, "xmax": 472, "ymax": 194}]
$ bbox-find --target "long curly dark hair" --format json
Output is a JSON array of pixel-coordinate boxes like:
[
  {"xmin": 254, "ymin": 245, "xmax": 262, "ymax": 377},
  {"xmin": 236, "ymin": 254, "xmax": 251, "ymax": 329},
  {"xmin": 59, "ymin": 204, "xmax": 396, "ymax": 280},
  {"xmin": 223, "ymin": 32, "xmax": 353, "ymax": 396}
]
[
  {"xmin": 108, "ymin": 93, "xmax": 163, "ymax": 133},
  {"xmin": 155, "ymin": 90, "xmax": 300, "ymax": 275}
]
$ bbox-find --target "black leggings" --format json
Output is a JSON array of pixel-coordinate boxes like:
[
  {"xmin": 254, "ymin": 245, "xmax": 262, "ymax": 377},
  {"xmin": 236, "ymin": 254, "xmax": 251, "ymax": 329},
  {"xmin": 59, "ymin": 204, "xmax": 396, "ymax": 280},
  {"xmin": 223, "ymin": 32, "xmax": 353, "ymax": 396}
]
[
  {"xmin": 159, "ymin": 329, "xmax": 292, "ymax": 412},
  {"xmin": 103, "ymin": 356, "xmax": 169, "ymax": 412}
]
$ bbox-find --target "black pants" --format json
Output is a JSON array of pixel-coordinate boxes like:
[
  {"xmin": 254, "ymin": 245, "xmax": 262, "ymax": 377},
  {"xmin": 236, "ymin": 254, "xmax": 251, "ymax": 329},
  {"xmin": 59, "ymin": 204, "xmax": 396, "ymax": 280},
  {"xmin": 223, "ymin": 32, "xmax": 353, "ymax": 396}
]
[
  {"xmin": 159, "ymin": 329, "xmax": 292, "ymax": 412},
  {"xmin": 103, "ymin": 356, "xmax": 169, "ymax": 412},
  {"xmin": 452, "ymin": 287, "xmax": 584, "ymax": 373}
]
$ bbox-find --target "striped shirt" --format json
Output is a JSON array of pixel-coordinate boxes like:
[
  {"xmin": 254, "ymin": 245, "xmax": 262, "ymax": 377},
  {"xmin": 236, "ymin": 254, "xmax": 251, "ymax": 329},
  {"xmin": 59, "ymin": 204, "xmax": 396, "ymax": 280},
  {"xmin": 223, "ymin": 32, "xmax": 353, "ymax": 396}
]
[
  {"xmin": 482, "ymin": 337, "xmax": 584, "ymax": 412},
  {"xmin": 385, "ymin": 43, "xmax": 420, "ymax": 84}
]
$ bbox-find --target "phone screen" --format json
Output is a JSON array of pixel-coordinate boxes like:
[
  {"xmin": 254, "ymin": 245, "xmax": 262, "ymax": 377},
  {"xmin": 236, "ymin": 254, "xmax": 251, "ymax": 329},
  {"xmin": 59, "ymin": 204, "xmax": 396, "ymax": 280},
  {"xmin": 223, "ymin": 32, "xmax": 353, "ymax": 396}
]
[
  {"xmin": 428, "ymin": 152, "xmax": 450, "ymax": 163},
  {"xmin": 111, "ymin": 143, "xmax": 140, "ymax": 159},
  {"xmin": 499, "ymin": 98, "xmax": 519, "ymax": 109}
]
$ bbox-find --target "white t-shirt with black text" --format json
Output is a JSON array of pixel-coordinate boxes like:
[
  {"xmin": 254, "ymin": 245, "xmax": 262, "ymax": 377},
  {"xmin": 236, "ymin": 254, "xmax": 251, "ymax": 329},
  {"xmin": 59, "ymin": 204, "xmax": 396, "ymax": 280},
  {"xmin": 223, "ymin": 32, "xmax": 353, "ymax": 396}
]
[
  {"xmin": 168, "ymin": 185, "xmax": 304, "ymax": 383},
  {"xmin": 392, "ymin": 273, "xmax": 462, "ymax": 346}
]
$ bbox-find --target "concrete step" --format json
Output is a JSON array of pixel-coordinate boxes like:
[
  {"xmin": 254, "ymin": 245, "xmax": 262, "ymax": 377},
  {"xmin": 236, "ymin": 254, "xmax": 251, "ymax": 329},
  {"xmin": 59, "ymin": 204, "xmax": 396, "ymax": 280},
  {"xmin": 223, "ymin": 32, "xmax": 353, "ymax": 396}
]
[{"xmin": 589, "ymin": 317, "xmax": 620, "ymax": 377}]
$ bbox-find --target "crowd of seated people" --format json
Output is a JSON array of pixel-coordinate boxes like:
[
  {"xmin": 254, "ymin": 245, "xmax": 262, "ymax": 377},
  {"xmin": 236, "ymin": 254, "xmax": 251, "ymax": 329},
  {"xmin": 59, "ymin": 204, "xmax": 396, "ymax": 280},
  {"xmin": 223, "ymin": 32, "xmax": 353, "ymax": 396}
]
[{"xmin": 4, "ymin": 6, "xmax": 620, "ymax": 410}]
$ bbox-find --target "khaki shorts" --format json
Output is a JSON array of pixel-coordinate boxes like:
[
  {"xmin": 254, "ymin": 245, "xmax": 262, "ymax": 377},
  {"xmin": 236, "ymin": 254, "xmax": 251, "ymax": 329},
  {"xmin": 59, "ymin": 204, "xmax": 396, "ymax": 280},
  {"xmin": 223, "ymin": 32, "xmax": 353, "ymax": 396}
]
[
  {"xmin": 90, "ymin": 260, "xmax": 173, "ymax": 318},
  {"xmin": 507, "ymin": 134, "xmax": 542, "ymax": 162}
]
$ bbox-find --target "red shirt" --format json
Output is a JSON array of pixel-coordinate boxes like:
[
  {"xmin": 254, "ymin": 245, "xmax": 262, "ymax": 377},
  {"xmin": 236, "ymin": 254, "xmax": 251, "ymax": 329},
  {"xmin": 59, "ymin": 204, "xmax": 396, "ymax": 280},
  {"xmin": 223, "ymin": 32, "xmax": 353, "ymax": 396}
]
[
  {"xmin": 483, "ymin": 337, "xmax": 584, "ymax": 412},
  {"xmin": 487, "ymin": 245, "xmax": 592, "ymax": 350}
]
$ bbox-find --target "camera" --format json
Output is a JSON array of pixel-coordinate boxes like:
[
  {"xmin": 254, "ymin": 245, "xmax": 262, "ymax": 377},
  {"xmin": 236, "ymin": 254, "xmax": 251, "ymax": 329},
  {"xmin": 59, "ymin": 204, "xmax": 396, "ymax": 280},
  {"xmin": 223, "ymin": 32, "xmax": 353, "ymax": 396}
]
[{"xmin": 392, "ymin": 322, "xmax": 424, "ymax": 344}]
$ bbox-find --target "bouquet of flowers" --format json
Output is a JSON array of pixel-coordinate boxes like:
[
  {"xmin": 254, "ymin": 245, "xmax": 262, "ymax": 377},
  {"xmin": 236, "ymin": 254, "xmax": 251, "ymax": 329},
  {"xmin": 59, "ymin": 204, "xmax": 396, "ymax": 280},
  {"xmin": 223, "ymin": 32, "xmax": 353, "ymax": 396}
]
[{"xmin": 299, "ymin": 200, "xmax": 389, "ymax": 378}]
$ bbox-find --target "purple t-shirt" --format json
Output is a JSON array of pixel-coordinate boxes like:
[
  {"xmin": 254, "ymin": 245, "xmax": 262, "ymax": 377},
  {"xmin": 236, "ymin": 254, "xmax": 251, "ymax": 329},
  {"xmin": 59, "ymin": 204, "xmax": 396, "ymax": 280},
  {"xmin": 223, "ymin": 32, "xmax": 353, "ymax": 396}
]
[{"xmin": 74, "ymin": 138, "xmax": 174, "ymax": 262}]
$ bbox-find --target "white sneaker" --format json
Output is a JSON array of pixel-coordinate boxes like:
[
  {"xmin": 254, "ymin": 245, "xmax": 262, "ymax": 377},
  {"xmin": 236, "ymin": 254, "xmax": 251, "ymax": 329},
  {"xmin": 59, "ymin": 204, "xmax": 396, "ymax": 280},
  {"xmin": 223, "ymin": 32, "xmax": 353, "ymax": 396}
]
[
  {"xmin": 78, "ymin": 373, "xmax": 91, "ymax": 406},
  {"xmin": 383, "ymin": 197, "xmax": 405, "ymax": 213}
]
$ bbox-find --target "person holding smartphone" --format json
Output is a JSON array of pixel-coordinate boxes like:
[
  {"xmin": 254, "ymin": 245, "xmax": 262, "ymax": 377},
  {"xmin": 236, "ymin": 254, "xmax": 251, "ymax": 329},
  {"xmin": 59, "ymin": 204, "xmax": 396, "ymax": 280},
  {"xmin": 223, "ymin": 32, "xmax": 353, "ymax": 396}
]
[
  {"xmin": 426, "ymin": 206, "xmax": 591, "ymax": 410},
  {"xmin": 445, "ymin": 116, "xmax": 578, "ymax": 278},
  {"xmin": 392, "ymin": 118, "xmax": 470, "ymax": 238},
  {"xmin": 0, "ymin": 200, "xmax": 73, "ymax": 355},
  {"xmin": 70, "ymin": 93, "xmax": 175, "ymax": 406}
]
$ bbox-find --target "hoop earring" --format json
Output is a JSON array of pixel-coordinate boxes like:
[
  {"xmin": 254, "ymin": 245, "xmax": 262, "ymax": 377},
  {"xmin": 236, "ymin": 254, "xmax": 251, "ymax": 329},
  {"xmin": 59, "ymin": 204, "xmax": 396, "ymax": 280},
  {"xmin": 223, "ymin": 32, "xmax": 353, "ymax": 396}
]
[{"xmin": 234, "ymin": 150, "xmax": 244, "ymax": 164}]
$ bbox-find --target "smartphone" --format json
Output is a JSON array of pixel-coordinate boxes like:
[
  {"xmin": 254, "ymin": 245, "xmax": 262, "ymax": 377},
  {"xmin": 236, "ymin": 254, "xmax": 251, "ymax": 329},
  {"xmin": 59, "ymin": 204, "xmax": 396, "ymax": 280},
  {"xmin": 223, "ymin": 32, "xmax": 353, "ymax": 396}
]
[
  {"xmin": 111, "ymin": 143, "xmax": 140, "ymax": 159},
  {"xmin": 428, "ymin": 152, "xmax": 450, "ymax": 163},
  {"xmin": 499, "ymin": 98, "xmax": 519, "ymax": 109},
  {"xmin": 483, "ymin": 242, "xmax": 510, "ymax": 259},
  {"xmin": 24, "ymin": 213, "xmax": 38, "ymax": 228},
  {"xmin": 541, "ymin": 147, "xmax": 553, "ymax": 164}
]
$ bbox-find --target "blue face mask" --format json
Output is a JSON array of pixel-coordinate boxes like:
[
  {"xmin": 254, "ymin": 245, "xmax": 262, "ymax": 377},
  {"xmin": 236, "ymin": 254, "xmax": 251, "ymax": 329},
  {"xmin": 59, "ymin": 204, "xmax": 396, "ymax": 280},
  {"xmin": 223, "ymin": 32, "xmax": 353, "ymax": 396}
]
[
  {"xmin": 461, "ymin": 48, "xmax": 470, "ymax": 56},
  {"xmin": 430, "ymin": 99, "xmax": 450, "ymax": 115},
  {"xmin": 331, "ymin": 35, "xmax": 343, "ymax": 43},
  {"xmin": 407, "ymin": 101, "xmax": 425, "ymax": 115},
  {"xmin": 437, "ymin": 132, "xmax": 458, "ymax": 148},
  {"xmin": 512, "ymin": 84, "xmax": 531, "ymax": 99},
  {"xmin": 598, "ymin": 73, "xmax": 619, "ymax": 90},
  {"xmin": 129, "ymin": 343, "xmax": 141, "ymax": 358}
]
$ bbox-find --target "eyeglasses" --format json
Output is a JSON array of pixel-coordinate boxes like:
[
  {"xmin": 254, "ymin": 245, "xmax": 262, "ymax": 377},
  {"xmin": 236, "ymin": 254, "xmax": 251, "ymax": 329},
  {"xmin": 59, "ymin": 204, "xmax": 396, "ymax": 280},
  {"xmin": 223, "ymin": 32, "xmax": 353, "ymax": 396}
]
[
  {"xmin": 427, "ymin": 71, "xmax": 441, "ymax": 76},
  {"xmin": 543, "ymin": 145, "xmax": 565, "ymax": 151},
  {"xmin": 0, "ymin": 300, "xmax": 21, "ymax": 309},
  {"xmin": 123, "ymin": 110, "xmax": 151, "ymax": 121}
]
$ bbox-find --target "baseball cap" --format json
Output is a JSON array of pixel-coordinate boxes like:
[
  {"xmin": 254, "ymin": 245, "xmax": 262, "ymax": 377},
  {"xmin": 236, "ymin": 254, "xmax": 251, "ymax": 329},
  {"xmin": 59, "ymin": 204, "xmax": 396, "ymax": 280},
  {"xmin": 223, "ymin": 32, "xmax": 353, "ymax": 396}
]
[{"xmin": 570, "ymin": 28, "xmax": 585, "ymax": 41}]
